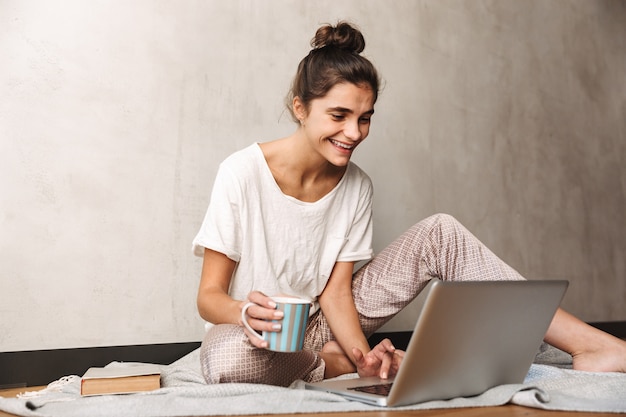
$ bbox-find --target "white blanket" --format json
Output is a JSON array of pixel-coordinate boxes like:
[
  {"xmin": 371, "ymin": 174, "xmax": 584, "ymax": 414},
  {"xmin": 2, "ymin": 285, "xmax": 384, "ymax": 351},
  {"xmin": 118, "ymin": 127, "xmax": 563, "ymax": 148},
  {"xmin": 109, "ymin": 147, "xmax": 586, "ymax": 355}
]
[{"xmin": 2, "ymin": 346, "xmax": 625, "ymax": 416}]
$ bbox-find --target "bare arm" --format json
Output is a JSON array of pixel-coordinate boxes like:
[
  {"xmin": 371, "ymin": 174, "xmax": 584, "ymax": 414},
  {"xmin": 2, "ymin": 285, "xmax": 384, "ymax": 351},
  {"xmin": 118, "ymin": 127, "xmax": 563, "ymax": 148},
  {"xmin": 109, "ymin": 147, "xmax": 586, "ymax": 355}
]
[
  {"xmin": 318, "ymin": 261, "xmax": 403, "ymax": 379},
  {"xmin": 196, "ymin": 248, "xmax": 283, "ymax": 348},
  {"xmin": 318, "ymin": 261, "xmax": 371, "ymax": 363},
  {"xmin": 196, "ymin": 248, "xmax": 241, "ymax": 324}
]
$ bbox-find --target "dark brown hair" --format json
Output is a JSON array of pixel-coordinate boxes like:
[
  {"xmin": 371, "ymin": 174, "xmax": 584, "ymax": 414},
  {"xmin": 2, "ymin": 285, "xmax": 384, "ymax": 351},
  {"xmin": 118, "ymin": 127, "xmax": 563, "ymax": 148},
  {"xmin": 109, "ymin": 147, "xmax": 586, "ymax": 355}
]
[{"xmin": 286, "ymin": 21, "xmax": 381, "ymax": 122}]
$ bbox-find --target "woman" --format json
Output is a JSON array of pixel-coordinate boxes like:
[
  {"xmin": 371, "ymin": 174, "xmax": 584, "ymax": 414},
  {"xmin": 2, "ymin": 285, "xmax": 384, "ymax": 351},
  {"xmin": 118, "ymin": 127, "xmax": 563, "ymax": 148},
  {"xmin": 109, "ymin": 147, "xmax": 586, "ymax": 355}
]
[{"xmin": 193, "ymin": 21, "xmax": 626, "ymax": 387}]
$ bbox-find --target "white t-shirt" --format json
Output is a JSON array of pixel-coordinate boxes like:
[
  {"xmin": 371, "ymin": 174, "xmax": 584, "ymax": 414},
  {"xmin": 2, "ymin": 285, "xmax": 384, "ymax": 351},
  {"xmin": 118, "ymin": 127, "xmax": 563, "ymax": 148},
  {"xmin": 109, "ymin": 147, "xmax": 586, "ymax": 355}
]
[{"xmin": 192, "ymin": 143, "xmax": 374, "ymax": 316}]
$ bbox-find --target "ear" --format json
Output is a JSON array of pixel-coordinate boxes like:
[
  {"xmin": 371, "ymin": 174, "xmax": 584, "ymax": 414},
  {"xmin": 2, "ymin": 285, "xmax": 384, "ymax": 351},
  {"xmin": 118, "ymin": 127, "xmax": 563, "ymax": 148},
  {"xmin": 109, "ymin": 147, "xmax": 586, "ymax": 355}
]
[{"xmin": 293, "ymin": 96, "xmax": 307, "ymax": 123}]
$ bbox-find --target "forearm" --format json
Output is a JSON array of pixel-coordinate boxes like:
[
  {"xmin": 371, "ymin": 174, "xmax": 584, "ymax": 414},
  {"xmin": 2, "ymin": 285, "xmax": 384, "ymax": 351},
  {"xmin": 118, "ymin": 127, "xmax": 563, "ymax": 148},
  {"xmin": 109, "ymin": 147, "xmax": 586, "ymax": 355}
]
[
  {"xmin": 197, "ymin": 287, "xmax": 244, "ymax": 325},
  {"xmin": 321, "ymin": 294, "xmax": 370, "ymax": 364},
  {"xmin": 318, "ymin": 261, "xmax": 370, "ymax": 364},
  {"xmin": 196, "ymin": 248, "xmax": 242, "ymax": 325}
]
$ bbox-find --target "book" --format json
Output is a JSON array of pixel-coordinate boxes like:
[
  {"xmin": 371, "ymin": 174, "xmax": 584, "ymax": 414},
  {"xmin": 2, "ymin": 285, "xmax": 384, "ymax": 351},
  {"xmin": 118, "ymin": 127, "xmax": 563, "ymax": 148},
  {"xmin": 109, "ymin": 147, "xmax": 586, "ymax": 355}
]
[{"xmin": 80, "ymin": 364, "xmax": 161, "ymax": 396}]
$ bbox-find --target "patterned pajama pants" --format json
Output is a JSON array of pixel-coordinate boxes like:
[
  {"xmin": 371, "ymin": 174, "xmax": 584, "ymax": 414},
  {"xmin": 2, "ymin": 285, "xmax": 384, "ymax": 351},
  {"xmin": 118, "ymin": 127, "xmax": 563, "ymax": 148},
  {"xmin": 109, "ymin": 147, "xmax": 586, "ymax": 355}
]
[{"xmin": 199, "ymin": 213, "xmax": 525, "ymax": 386}]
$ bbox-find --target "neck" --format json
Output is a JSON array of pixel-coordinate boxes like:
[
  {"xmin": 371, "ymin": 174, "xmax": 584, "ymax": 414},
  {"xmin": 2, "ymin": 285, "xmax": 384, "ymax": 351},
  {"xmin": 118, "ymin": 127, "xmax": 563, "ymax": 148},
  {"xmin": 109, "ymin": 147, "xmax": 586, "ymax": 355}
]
[
  {"xmin": 283, "ymin": 130, "xmax": 346, "ymax": 181},
  {"xmin": 259, "ymin": 130, "xmax": 347, "ymax": 202}
]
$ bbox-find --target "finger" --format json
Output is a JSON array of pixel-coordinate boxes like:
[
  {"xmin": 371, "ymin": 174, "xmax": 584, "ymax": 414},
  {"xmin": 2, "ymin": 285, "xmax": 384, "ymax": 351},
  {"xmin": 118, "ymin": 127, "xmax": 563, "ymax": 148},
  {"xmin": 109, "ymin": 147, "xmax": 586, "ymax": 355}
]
[
  {"xmin": 373, "ymin": 338, "xmax": 395, "ymax": 354},
  {"xmin": 247, "ymin": 291, "xmax": 276, "ymax": 308},
  {"xmin": 371, "ymin": 339, "xmax": 396, "ymax": 360},
  {"xmin": 379, "ymin": 350, "xmax": 393, "ymax": 379},
  {"xmin": 380, "ymin": 338, "xmax": 396, "ymax": 353},
  {"xmin": 389, "ymin": 350, "xmax": 405, "ymax": 377},
  {"xmin": 243, "ymin": 302, "xmax": 283, "ymax": 321},
  {"xmin": 245, "ymin": 316, "xmax": 282, "ymax": 333},
  {"xmin": 369, "ymin": 343, "xmax": 385, "ymax": 359},
  {"xmin": 352, "ymin": 347, "xmax": 366, "ymax": 367},
  {"xmin": 243, "ymin": 328, "xmax": 268, "ymax": 349}
]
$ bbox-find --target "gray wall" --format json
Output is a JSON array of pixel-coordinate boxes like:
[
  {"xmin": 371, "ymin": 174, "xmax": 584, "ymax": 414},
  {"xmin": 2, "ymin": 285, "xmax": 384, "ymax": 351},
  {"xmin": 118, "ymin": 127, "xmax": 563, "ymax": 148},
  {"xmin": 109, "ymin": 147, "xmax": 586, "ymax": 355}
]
[{"xmin": 1, "ymin": 0, "xmax": 624, "ymax": 352}]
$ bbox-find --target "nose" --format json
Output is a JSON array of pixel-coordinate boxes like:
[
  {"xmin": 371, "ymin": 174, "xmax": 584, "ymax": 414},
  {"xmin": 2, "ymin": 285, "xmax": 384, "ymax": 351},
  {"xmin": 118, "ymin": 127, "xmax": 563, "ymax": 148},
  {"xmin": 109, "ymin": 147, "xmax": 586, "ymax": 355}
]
[{"xmin": 344, "ymin": 120, "xmax": 362, "ymax": 141}]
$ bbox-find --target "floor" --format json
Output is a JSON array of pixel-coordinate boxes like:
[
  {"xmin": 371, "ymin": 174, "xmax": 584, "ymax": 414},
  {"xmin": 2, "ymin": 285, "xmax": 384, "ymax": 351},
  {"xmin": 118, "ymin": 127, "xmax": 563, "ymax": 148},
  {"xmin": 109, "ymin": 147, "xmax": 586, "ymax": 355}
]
[{"xmin": 0, "ymin": 386, "xmax": 620, "ymax": 417}]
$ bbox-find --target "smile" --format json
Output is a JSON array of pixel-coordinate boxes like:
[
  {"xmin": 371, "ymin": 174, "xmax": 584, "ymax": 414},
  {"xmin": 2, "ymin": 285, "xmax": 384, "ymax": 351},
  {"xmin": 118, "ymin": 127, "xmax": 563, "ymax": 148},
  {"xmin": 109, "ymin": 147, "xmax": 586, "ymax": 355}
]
[{"xmin": 329, "ymin": 139, "xmax": 355, "ymax": 150}]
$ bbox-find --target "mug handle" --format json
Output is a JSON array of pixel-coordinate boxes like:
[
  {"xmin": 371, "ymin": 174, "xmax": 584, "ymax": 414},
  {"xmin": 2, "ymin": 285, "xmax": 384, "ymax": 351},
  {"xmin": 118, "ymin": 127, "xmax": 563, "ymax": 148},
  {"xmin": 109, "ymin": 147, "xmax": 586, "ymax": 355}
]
[{"xmin": 241, "ymin": 302, "xmax": 265, "ymax": 341}]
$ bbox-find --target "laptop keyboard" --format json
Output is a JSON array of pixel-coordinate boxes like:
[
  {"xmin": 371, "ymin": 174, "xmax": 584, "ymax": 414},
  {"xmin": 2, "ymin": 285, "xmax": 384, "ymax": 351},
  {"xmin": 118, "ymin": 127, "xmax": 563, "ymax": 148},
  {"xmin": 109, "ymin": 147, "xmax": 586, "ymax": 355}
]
[{"xmin": 348, "ymin": 382, "xmax": 394, "ymax": 396}]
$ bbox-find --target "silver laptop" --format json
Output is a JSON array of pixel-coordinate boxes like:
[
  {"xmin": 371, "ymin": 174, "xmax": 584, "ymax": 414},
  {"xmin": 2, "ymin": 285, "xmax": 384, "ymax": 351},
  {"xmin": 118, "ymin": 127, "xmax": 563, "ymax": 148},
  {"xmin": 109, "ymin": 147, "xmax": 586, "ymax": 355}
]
[{"xmin": 306, "ymin": 279, "xmax": 568, "ymax": 407}]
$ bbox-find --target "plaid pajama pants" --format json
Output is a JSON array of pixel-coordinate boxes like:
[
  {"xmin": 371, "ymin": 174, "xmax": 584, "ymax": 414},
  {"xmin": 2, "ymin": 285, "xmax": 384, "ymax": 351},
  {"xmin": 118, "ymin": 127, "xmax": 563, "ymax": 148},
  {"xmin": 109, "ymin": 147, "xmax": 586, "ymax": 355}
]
[{"xmin": 199, "ymin": 213, "xmax": 524, "ymax": 386}]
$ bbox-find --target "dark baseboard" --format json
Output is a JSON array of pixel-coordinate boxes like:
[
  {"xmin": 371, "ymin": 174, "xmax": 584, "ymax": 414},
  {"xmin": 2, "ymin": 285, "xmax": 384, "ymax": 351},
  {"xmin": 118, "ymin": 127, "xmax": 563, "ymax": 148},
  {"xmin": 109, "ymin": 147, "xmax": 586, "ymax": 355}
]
[
  {"xmin": 368, "ymin": 331, "xmax": 413, "ymax": 350},
  {"xmin": 0, "ymin": 342, "xmax": 200, "ymax": 389},
  {"xmin": 588, "ymin": 321, "xmax": 626, "ymax": 339},
  {"xmin": 2, "ymin": 321, "xmax": 624, "ymax": 389}
]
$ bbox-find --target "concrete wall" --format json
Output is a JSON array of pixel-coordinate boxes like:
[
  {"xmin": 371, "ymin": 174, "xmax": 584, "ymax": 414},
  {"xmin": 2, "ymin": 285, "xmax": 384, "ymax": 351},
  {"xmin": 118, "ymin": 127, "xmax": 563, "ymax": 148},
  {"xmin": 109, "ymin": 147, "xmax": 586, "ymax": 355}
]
[{"xmin": 1, "ymin": 0, "xmax": 624, "ymax": 351}]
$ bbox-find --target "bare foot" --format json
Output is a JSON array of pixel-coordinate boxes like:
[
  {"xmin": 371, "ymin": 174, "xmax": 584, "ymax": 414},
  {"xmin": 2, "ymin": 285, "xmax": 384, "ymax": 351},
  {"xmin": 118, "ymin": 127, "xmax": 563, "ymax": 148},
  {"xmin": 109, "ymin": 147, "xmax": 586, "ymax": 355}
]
[
  {"xmin": 545, "ymin": 309, "xmax": 626, "ymax": 374},
  {"xmin": 571, "ymin": 335, "xmax": 626, "ymax": 373},
  {"xmin": 319, "ymin": 341, "xmax": 356, "ymax": 379}
]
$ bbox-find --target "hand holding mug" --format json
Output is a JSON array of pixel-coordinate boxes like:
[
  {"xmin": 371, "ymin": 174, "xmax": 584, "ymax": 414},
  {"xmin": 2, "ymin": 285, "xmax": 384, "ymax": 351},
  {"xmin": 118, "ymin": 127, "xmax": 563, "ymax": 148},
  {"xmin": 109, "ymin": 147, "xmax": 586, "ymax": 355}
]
[
  {"xmin": 241, "ymin": 292, "xmax": 311, "ymax": 352},
  {"xmin": 240, "ymin": 292, "xmax": 284, "ymax": 349}
]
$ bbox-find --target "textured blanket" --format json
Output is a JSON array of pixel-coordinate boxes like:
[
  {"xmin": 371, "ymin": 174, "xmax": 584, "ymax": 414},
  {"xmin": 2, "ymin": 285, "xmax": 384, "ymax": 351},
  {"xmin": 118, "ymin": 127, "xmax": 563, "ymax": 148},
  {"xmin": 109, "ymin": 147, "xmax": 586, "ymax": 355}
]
[{"xmin": 1, "ymin": 345, "xmax": 625, "ymax": 416}]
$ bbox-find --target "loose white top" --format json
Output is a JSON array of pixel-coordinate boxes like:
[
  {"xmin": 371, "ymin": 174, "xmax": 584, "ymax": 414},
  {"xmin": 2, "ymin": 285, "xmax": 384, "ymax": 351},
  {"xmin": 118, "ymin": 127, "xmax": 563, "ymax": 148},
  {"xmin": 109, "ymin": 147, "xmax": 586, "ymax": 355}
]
[{"xmin": 193, "ymin": 143, "xmax": 373, "ymax": 317}]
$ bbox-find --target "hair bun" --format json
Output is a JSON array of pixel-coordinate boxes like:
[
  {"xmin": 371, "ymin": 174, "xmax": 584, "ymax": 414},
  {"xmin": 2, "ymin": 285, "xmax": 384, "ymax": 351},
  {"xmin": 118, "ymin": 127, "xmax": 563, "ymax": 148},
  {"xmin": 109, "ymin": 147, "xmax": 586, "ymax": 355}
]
[{"xmin": 311, "ymin": 21, "xmax": 365, "ymax": 54}]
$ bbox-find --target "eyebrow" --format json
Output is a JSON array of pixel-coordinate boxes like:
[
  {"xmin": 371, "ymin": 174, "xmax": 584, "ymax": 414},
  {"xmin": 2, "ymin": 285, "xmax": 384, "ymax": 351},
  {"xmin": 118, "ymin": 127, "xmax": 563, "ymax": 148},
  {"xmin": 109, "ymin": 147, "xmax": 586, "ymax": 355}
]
[{"xmin": 327, "ymin": 106, "xmax": 375, "ymax": 116}]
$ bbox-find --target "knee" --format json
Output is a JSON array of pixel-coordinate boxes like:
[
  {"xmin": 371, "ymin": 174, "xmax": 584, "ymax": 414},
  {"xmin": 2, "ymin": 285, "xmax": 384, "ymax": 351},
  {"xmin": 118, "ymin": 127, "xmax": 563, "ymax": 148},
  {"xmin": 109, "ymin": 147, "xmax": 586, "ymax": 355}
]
[
  {"xmin": 417, "ymin": 213, "xmax": 474, "ymax": 248},
  {"xmin": 200, "ymin": 324, "xmax": 254, "ymax": 384},
  {"xmin": 431, "ymin": 212, "xmax": 458, "ymax": 223},
  {"xmin": 424, "ymin": 213, "xmax": 461, "ymax": 232}
]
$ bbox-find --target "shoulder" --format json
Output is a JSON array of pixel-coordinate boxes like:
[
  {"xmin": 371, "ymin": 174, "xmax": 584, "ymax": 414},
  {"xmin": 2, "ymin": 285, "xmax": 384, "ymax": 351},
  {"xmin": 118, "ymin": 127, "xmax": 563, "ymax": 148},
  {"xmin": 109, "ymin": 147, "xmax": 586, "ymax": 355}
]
[
  {"xmin": 344, "ymin": 161, "xmax": 373, "ymax": 193},
  {"xmin": 346, "ymin": 161, "xmax": 370, "ymax": 181},
  {"xmin": 221, "ymin": 143, "xmax": 262, "ymax": 167},
  {"xmin": 217, "ymin": 144, "xmax": 264, "ymax": 178},
  {"xmin": 210, "ymin": 144, "xmax": 268, "ymax": 201}
]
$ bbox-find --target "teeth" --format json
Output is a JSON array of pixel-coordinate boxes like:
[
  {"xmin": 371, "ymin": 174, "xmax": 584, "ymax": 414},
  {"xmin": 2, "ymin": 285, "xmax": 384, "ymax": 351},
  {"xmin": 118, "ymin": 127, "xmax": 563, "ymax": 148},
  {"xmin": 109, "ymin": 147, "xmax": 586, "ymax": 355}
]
[{"xmin": 331, "ymin": 139, "xmax": 353, "ymax": 149}]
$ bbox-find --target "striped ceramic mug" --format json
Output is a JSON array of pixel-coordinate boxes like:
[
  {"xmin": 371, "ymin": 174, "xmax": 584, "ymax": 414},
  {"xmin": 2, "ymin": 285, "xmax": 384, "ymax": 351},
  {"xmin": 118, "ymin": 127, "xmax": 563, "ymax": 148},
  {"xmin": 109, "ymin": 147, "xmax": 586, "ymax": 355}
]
[{"xmin": 241, "ymin": 297, "xmax": 311, "ymax": 352}]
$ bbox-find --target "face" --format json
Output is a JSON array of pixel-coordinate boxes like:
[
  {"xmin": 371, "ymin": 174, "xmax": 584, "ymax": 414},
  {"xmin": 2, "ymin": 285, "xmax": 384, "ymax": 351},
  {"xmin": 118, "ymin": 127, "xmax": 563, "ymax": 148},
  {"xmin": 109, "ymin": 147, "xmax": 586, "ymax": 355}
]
[{"xmin": 295, "ymin": 82, "xmax": 375, "ymax": 167}]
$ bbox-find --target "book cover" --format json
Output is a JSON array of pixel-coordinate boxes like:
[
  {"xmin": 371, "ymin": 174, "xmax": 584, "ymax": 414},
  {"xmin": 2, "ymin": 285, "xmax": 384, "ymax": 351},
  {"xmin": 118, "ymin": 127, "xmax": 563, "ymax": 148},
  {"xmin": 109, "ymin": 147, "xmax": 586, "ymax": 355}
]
[{"xmin": 80, "ymin": 363, "xmax": 161, "ymax": 396}]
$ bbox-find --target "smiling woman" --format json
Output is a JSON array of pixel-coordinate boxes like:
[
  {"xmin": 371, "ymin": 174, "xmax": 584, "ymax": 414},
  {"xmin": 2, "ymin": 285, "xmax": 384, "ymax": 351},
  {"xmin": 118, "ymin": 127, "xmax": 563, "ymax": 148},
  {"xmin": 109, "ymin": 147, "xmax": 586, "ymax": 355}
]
[
  {"xmin": 292, "ymin": 82, "xmax": 375, "ymax": 171},
  {"xmin": 259, "ymin": 83, "xmax": 375, "ymax": 203},
  {"xmin": 191, "ymin": 20, "xmax": 626, "ymax": 389},
  {"xmin": 192, "ymin": 22, "xmax": 387, "ymax": 386},
  {"xmin": 2, "ymin": 0, "xmax": 625, "ymax": 394}
]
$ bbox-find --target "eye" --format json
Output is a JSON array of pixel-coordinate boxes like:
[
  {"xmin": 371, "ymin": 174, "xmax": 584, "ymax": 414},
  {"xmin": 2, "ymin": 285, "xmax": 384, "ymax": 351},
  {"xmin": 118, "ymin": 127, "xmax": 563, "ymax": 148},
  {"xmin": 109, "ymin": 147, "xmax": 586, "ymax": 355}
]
[
  {"xmin": 359, "ymin": 117, "xmax": 371, "ymax": 124},
  {"xmin": 331, "ymin": 114, "xmax": 345, "ymax": 121}
]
